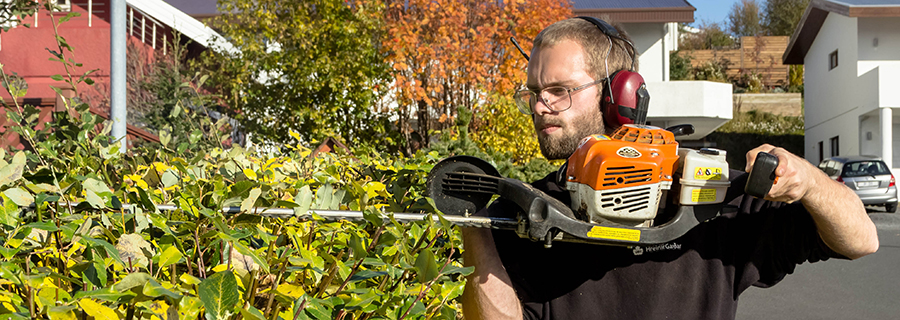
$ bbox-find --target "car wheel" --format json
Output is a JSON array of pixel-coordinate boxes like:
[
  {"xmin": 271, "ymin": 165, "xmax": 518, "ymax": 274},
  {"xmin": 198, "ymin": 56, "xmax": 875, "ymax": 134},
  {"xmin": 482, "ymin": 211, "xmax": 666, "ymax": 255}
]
[{"xmin": 886, "ymin": 203, "xmax": 897, "ymax": 213}]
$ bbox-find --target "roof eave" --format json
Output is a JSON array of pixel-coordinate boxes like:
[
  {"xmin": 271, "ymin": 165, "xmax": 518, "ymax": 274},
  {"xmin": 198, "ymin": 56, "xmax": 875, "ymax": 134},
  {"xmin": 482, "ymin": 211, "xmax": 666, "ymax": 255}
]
[{"xmin": 573, "ymin": 6, "xmax": 696, "ymax": 23}]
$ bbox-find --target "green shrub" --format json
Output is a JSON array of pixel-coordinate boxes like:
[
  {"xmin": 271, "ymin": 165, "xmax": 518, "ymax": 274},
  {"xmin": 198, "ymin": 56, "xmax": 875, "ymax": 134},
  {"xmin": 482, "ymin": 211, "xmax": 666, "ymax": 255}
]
[
  {"xmin": 0, "ymin": 12, "xmax": 468, "ymax": 319},
  {"xmin": 669, "ymin": 51, "xmax": 693, "ymax": 81},
  {"xmin": 710, "ymin": 110, "xmax": 804, "ymax": 169}
]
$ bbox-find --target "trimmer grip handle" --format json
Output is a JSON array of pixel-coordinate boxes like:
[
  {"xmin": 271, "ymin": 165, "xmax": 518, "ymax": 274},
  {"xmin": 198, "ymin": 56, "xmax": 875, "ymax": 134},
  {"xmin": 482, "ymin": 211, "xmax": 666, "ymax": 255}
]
[{"xmin": 745, "ymin": 152, "xmax": 779, "ymax": 198}]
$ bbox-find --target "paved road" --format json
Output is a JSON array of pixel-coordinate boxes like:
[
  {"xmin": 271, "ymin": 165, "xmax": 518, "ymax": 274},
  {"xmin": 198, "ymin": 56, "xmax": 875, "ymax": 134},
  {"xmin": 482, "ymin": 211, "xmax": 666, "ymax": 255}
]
[{"xmin": 736, "ymin": 211, "xmax": 900, "ymax": 319}]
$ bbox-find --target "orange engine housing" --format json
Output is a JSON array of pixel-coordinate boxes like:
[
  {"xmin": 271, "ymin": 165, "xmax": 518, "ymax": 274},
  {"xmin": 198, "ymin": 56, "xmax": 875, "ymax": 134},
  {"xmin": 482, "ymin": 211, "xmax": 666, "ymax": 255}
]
[{"xmin": 565, "ymin": 125, "xmax": 679, "ymax": 225}]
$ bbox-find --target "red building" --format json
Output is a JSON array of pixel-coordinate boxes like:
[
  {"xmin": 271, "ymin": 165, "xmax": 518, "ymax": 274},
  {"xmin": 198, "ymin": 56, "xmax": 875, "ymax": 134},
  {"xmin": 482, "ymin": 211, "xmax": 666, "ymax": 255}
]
[{"xmin": 0, "ymin": 0, "xmax": 231, "ymax": 149}]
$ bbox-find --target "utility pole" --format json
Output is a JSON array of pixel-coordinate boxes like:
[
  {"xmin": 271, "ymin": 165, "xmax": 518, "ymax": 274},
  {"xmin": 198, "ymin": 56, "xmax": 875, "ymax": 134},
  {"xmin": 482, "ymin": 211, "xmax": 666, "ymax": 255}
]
[{"xmin": 110, "ymin": 0, "xmax": 127, "ymax": 152}]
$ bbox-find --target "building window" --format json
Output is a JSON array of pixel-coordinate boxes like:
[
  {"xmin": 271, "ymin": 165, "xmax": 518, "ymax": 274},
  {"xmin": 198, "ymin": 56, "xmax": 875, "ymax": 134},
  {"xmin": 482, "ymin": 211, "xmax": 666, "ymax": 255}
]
[
  {"xmin": 829, "ymin": 50, "xmax": 838, "ymax": 70},
  {"xmin": 53, "ymin": 0, "xmax": 71, "ymax": 12},
  {"xmin": 830, "ymin": 136, "xmax": 840, "ymax": 157},
  {"xmin": 819, "ymin": 141, "xmax": 824, "ymax": 163}
]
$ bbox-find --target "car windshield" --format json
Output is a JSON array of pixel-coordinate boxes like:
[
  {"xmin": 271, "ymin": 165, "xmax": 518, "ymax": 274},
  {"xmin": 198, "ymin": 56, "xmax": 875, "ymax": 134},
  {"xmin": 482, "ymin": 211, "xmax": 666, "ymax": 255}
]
[{"xmin": 842, "ymin": 161, "xmax": 890, "ymax": 177}]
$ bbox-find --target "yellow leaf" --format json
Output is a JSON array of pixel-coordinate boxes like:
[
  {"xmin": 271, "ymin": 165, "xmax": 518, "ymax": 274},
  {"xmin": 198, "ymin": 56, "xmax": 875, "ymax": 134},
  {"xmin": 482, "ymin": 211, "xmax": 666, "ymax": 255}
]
[
  {"xmin": 212, "ymin": 264, "xmax": 229, "ymax": 273},
  {"xmin": 276, "ymin": 284, "xmax": 306, "ymax": 299},
  {"xmin": 78, "ymin": 299, "xmax": 120, "ymax": 320},
  {"xmin": 243, "ymin": 168, "xmax": 258, "ymax": 180},
  {"xmin": 364, "ymin": 182, "xmax": 387, "ymax": 199},
  {"xmin": 48, "ymin": 307, "xmax": 76, "ymax": 320},
  {"xmin": 180, "ymin": 273, "xmax": 202, "ymax": 286}
]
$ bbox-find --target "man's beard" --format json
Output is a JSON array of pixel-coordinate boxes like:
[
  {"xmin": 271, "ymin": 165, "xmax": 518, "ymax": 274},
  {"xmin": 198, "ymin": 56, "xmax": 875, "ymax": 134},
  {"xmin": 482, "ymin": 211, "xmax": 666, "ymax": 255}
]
[{"xmin": 536, "ymin": 113, "xmax": 605, "ymax": 160}]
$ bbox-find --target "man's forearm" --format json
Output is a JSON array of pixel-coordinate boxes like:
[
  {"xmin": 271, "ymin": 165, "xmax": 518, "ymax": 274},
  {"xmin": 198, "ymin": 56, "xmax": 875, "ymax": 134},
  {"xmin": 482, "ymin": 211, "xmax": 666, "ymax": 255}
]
[
  {"xmin": 460, "ymin": 228, "xmax": 523, "ymax": 320},
  {"xmin": 802, "ymin": 173, "xmax": 879, "ymax": 259}
]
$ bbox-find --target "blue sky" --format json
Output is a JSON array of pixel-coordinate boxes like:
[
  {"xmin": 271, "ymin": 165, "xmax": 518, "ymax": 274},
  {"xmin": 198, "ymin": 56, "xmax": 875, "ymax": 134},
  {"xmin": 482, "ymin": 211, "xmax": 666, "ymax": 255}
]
[{"xmin": 690, "ymin": 0, "xmax": 742, "ymax": 26}]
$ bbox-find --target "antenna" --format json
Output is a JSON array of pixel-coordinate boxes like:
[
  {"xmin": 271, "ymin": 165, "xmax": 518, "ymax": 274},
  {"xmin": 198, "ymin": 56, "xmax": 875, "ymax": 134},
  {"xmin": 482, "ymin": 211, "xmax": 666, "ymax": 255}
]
[{"xmin": 510, "ymin": 37, "xmax": 530, "ymax": 61}]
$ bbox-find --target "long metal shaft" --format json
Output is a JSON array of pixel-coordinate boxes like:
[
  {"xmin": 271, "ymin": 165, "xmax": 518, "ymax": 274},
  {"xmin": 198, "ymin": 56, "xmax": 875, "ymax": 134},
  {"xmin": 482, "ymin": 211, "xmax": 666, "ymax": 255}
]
[{"xmin": 143, "ymin": 205, "xmax": 520, "ymax": 230}]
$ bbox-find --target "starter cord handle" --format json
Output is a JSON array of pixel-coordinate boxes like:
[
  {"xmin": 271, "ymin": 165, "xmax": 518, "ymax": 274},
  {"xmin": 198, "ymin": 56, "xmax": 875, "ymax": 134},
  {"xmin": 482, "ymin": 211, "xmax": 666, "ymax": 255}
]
[{"xmin": 745, "ymin": 152, "xmax": 779, "ymax": 198}]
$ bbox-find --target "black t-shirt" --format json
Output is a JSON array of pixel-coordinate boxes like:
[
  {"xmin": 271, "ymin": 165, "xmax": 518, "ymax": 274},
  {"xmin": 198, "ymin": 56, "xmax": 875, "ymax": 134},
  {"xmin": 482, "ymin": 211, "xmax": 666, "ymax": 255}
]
[{"xmin": 489, "ymin": 170, "xmax": 842, "ymax": 320}]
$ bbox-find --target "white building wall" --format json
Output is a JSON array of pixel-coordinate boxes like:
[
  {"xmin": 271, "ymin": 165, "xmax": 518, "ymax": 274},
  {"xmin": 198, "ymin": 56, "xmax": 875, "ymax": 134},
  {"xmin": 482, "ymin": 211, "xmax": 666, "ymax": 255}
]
[
  {"xmin": 804, "ymin": 13, "xmax": 859, "ymax": 163},
  {"xmin": 624, "ymin": 23, "xmax": 668, "ymax": 82},
  {"xmin": 858, "ymin": 17, "xmax": 900, "ymax": 62}
]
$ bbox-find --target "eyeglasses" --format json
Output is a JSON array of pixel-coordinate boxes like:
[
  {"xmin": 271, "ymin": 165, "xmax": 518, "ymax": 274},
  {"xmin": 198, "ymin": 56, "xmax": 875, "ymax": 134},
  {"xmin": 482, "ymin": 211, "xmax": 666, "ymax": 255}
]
[{"xmin": 514, "ymin": 79, "xmax": 605, "ymax": 115}]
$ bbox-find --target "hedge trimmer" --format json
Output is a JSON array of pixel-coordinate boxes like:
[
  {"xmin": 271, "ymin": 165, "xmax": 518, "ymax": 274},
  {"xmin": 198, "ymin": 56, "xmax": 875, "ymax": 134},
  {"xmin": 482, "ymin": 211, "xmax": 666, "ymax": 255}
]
[{"xmin": 180, "ymin": 124, "xmax": 778, "ymax": 248}]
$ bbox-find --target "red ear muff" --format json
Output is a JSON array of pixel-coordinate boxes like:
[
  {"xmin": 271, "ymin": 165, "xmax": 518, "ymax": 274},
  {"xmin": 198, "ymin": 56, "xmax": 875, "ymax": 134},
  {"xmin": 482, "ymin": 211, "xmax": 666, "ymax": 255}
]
[{"xmin": 603, "ymin": 70, "xmax": 649, "ymax": 128}]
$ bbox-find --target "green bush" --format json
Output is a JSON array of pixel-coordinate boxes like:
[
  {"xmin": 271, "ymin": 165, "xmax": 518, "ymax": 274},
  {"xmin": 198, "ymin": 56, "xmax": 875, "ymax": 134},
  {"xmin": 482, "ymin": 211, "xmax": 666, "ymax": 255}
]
[
  {"xmin": 669, "ymin": 51, "xmax": 693, "ymax": 81},
  {"xmin": 0, "ymin": 12, "xmax": 468, "ymax": 319},
  {"xmin": 709, "ymin": 110, "xmax": 805, "ymax": 169}
]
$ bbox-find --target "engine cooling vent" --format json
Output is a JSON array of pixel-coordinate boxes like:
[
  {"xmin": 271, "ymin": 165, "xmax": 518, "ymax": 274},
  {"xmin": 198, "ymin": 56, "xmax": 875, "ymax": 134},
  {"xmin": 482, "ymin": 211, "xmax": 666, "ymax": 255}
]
[
  {"xmin": 601, "ymin": 166, "xmax": 654, "ymax": 187},
  {"xmin": 598, "ymin": 186, "xmax": 653, "ymax": 213}
]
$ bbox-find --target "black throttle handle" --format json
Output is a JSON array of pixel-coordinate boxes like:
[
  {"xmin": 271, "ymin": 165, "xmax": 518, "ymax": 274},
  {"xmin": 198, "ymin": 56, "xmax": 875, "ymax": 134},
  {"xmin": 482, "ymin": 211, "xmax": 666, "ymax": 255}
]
[{"xmin": 745, "ymin": 152, "xmax": 779, "ymax": 198}]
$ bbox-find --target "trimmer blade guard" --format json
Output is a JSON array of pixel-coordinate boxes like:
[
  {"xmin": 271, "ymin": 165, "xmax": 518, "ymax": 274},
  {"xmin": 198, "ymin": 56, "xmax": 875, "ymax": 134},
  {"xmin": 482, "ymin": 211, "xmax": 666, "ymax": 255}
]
[{"xmin": 426, "ymin": 156, "xmax": 502, "ymax": 216}]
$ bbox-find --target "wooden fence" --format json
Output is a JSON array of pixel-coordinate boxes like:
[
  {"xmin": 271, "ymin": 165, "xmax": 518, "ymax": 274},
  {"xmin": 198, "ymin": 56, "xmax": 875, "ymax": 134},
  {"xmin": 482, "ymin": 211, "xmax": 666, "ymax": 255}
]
[{"xmin": 680, "ymin": 36, "xmax": 790, "ymax": 87}]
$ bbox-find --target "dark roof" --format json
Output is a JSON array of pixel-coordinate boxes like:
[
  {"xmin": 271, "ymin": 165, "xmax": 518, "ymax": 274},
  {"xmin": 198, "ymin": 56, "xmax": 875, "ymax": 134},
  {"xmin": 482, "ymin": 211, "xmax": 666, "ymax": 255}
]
[
  {"xmin": 573, "ymin": 0, "xmax": 695, "ymax": 10},
  {"xmin": 162, "ymin": 0, "xmax": 219, "ymax": 17},
  {"xmin": 783, "ymin": 0, "xmax": 900, "ymax": 64},
  {"xmin": 825, "ymin": 0, "xmax": 900, "ymax": 5},
  {"xmin": 573, "ymin": 0, "xmax": 695, "ymax": 23}
]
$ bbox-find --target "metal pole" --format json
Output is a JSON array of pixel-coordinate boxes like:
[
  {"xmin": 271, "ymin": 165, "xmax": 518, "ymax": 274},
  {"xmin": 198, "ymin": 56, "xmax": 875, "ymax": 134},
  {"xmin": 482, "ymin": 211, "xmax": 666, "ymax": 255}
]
[{"xmin": 110, "ymin": 0, "xmax": 127, "ymax": 152}]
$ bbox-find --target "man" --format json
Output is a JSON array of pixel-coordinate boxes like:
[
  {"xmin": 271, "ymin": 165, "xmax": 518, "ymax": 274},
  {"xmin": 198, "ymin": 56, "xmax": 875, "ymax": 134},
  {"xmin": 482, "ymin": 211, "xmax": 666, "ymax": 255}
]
[{"xmin": 460, "ymin": 18, "xmax": 878, "ymax": 320}]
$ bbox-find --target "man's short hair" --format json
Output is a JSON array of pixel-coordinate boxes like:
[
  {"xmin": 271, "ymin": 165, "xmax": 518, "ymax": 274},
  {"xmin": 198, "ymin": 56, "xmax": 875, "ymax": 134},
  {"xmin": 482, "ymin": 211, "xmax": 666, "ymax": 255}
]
[{"xmin": 532, "ymin": 18, "xmax": 638, "ymax": 82}]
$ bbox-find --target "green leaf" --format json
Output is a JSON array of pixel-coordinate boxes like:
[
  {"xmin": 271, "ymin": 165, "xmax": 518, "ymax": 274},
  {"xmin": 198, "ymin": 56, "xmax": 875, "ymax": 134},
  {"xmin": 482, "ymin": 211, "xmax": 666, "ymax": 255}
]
[
  {"xmin": 179, "ymin": 296, "xmax": 203, "ymax": 319},
  {"xmin": 414, "ymin": 250, "xmax": 439, "ymax": 283},
  {"xmin": 304, "ymin": 298, "xmax": 333, "ymax": 320},
  {"xmin": 0, "ymin": 194, "xmax": 20, "ymax": 226},
  {"xmin": 142, "ymin": 278, "xmax": 181, "ymax": 299},
  {"xmin": 83, "ymin": 178, "xmax": 111, "ymax": 194},
  {"xmin": 25, "ymin": 221, "xmax": 58, "ymax": 232},
  {"xmin": 50, "ymin": 74, "xmax": 64, "ymax": 81},
  {"xmin": 158, "ymin": 246, "xmax": 183, "ymax": 269},
  {"xmin": 3, "ymin": 187, "xmax": 33, "ymax": 207},
  {"xmin": 232, "ymin": 241, "xmax": 269, "ymax": 274},
  {"xmin": 239, "ymin": 306, "xmax": 266, "ymax": 320},
  {"xmin": 48, "ymin": 305, "xmax": 77, "ymax": 320},
  {"xmin": 81, "ymin": 237, "xmax": 125, "ymax": 267},
  {"xmin": 440, "ymin": 265, "xmax": 474, "ymax": 277},
  {"xmin": 0, "ymin": 151, "xmax": 25, "ymax": 187},
  {"xmin": 345, "ymin": 290, "xmax": 379, "ymax": 310},
  {"xmin": 294, "ymin": 185, "xmax": 312, "ymax": 216},
  {"xmin": 349, "ymin": 233, "xmax": 366, "ymax": 260},
  {"xmin": 161, "ymin": 170, "xmax": 179, "ymax": 188},
  {"xmin": 198, "ymin": 271, "xmax": 239, "ymax": 320},
  {"xmin": 84, "ymin": 189, "xmax": 105, "ymax": 209},
  {"xmin": 314, "ymin": 184, "xmax": 333, "ymax": 210},
  {"xmin": 240, "ymin": 187, "xmax": 261, "ymax": 213},
  {"xmin": 160, "ymin": 130, "xmax": 171, "ymax": 147},
  {"xmin": 0, "ymin": 246, "xmax": 19, "ymax": 259},
  {"xmin": 349, "ymin": 270, "xmax": 387, "ymax": 282},
  {"xmin": 113, "ymin": 272, "xmax": 152, "ymax": 292},
  {"xmin": 59, "ymin": 11, "xmax": 80, "ymax": 23},
  {"xmin": 189, "ymin": 130, "xmax": 203, "ymax": 144},
  {"xmin": 73, "ymin": 288, "xmax": 132, "ymax": 302}
]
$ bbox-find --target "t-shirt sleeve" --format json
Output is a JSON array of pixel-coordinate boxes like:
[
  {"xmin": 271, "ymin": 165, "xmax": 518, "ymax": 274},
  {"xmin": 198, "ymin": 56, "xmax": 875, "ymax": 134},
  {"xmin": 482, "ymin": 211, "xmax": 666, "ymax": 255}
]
[{"xmin": 732, "ymin": 195, "xmax": 845, "ymax": 290}]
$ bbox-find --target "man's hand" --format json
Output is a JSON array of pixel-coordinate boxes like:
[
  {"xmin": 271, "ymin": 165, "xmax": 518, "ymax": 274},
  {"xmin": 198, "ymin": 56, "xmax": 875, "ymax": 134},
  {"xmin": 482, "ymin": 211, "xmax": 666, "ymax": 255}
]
[
  {"xmin": 745, "ymin": 144, "xmax": 879, "ymax": 259},
  {"xmin": 745, "ymin": 144, "xmax": 818, "ymax": 204}
]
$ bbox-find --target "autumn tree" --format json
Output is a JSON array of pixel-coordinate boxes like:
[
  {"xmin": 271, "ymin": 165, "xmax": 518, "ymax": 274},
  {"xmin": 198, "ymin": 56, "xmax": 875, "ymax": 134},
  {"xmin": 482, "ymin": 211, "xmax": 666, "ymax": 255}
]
[
  {"xmin": 763, "ymin": 0, "xmax": 810, "ymax": 36},
  {"xmin": 727, "ymin": 0, "xmax": 763, "ymax": 37},
  {"xmin": 381, "ymin": 0, "xmax": 571, "ymax": 159},
  {"xmin": 204, "ymin": 0, "xmax": 394, "ymax": 148}
]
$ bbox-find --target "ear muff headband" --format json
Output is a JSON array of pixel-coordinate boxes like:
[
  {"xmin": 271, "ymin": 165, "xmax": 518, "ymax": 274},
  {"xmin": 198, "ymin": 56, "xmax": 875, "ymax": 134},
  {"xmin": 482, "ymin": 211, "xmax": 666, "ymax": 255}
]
[{"xmin": 575, "ymin": 16, "xmax": 649, "ymax": 127}]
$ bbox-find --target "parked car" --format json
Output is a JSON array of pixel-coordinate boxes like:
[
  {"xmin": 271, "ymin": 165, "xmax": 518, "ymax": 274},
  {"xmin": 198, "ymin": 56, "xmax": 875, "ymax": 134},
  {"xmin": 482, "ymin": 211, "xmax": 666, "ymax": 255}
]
[{"xmin": 818, "ymin": 156, "xmax": 898, "ymax": 213}]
